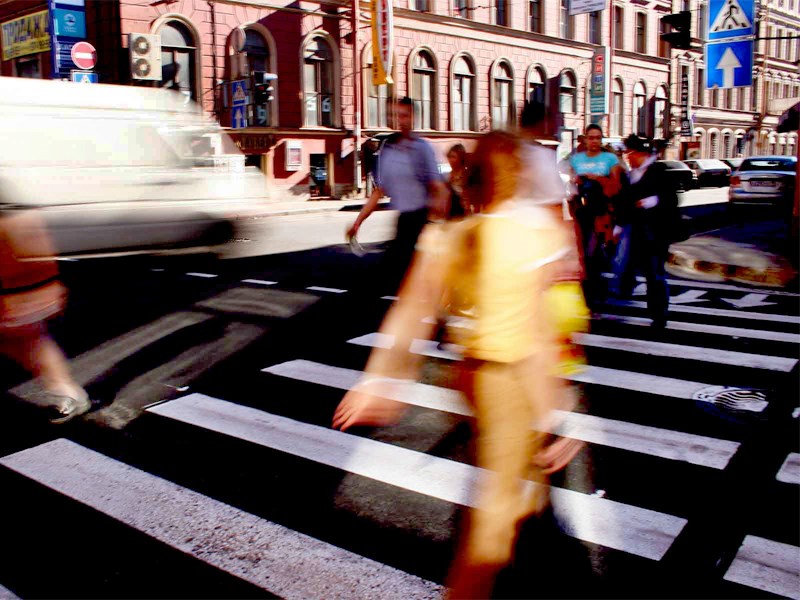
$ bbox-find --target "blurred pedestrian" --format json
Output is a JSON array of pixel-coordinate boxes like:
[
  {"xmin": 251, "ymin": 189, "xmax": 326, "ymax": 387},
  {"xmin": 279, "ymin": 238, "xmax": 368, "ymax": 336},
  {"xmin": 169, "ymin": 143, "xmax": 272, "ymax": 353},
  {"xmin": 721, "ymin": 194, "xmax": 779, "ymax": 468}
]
[
  {"xmin": 0, "ymin": 196, "xmax": 90, "ymax": 423},
  {"xmin": 334, "ymin": 130, "xmax": 584, "ymax": 598},
  {"xmin": 612, "ymin": 134, "xmax": 682, "ymax": 328},
  {"xmin": 347, "ymin": 97, "xmax": 448, "ymax": 295},
  {"xmin": 445, "ymin": 143, "xmax": 469, "ymax": 219}
]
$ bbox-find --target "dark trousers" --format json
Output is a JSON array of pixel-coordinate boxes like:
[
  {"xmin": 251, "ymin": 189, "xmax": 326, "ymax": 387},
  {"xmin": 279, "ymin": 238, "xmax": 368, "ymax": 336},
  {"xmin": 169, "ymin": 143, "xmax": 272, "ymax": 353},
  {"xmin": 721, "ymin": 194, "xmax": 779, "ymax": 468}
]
[
  {"xmin": 379, "ymin": 208, "xmax": 429, "ymax": 296},
  {"xmin": 611, "ymin": 214, "xmax": 669, "ymax": 323}
]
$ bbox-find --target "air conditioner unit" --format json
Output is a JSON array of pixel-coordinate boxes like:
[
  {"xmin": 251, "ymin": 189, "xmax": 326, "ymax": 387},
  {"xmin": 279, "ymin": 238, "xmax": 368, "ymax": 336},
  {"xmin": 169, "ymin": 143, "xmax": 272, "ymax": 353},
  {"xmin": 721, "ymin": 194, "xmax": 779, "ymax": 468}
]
[{"xmin": 129, "ymin": 33, "xmax": 162, "ymax": 81}]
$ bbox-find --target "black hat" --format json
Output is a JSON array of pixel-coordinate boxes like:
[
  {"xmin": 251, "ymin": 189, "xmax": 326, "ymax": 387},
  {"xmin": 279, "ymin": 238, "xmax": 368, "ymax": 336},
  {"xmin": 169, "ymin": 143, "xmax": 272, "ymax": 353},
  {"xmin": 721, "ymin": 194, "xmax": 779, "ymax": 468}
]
[{"xmin": 623, "ymin": 134, "xmax": 656, "ymax": 153}]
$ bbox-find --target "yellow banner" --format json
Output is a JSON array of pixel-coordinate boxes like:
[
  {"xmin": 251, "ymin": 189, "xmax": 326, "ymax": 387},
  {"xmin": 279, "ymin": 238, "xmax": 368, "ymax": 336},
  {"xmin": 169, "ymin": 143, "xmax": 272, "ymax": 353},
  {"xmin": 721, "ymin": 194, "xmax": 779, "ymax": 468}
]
[
  {"xmin": 1, "ymin": 10, "xmax": 50, "ymax": 62},
  {"xmin": 371, "ymin": 0, "xmax": 393, "ymax": 86}
]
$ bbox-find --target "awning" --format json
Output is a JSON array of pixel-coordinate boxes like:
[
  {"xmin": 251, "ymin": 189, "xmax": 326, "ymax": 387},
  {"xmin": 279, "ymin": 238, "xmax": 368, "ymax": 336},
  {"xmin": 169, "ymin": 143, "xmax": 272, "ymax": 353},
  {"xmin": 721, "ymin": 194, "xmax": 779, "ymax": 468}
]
[{"xmin": 777, "ymin": 100, "xmax": 800, "ymax": 133}]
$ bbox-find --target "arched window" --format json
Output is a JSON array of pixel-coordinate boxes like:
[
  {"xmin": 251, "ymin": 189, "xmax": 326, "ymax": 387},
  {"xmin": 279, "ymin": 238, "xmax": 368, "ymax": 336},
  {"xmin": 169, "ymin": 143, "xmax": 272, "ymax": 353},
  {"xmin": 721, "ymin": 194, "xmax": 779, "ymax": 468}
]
[
  {"xmin": 633, "ymin": 81, "xmax": 647, "ymax": 135},
  {"xmin": 492, "ymin": 60, "xmax": 515, "ymax": 129},
  {"xmin": 611, "ymin": 78, "xmax": 624, "ymax": 137},
  {"xmin": 244, "ymin": 29, "xmax": 269, "ymax": 75},
  {"xmin": 559, "ymin": 70, "xmax": 577, "ymax": 114},
  {"xmin": 709, "ymin": 131, "xmax": 719, "ymax": 158},
  {"xmin": 242, "ymin": 28, "xmax": 275, "ymax": 127},
  {"xmin": 158, "ymin": 20, "xmax": 198, "ymax": 102},
  {"xmin": 302, "ymin": 37, "xmax": 335, "ymax": 127},
  {"xmin": 654, "ymin": 85, "xmax": 668, "ymax": 139},
  {"xmin": 411, "ymin": 50, "xmax": 436, "ymax": 129},
  {"xmin": 723, "ymin": 132, "xmax": 733, "ymax": 158},
  {"xmin": 527, "ymin": 66, "xmax": 546, "ymax": 105},
  {"xmin": 365, "ymin": 47, "xmax": 392, "ymax": 128},
  {"xmin": 452, "ymin": 55, "xmax": 476, "ymax": 131}
]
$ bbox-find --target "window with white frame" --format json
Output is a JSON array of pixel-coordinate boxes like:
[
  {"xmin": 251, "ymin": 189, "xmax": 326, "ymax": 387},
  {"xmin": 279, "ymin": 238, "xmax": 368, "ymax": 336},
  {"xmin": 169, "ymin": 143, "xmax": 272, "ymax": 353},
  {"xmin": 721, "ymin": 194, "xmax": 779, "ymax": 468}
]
[
  {"xmin": 492, "ymin": 61, "xmax": 515, "ymax": 129},
  {"xmin": 611, "ymin": 77, "xmax": 624, "ymax": 137},
  {"xmin": 633, "ymin": 81, "xmax": 647, "ymax": 135},
  {"xmin": 635, "ymin": 12, "xmax": 647, "ymax": 53},
  {"xmin": 613, "ymin": 5, "xmax": 623, "ymax": 49},
  {"xmin": 453, "ymin": 56, "xmax": 475, "ymax": 131},
  {"xmin": 412, "ymin": 50, "xmax": 436, "ymax": 129},
  {"xmin": 561, "ymin": 0, "xmax": 574, "ymax": 39},
  {"xmin": 495, "ymin": 0, "xmax": 508, "ymax": 26},
  {"xmin": 530, "ymin": 0, "xmax": 542, "ymax": 32},
  {"xmin": 303, "ymin": 37, "xmax": 335, "ymax": 127},
  {"xmin": 365, "ymin": 51, "xmax": 391, "ymax": 128},
  {"xmin": 159, "ymin": 20, "xmax": 198, "ymax": 102},
  {"xmin": 559, "ymin": 70, "xmax": 577, "ymax": 114},
  {"xmin": 709, "ymin": 131, "xmax": 719, "ymax": 158},
  {"xmin": 589, "ymin": 11, "xmax": 602, "ymax": 44},
  {"xmin": 528, "ymin": 66, "xmax": 546, "ymax": 105},
  {"xmin": 654, "ymin": 85, "xmax": 668, "ymax": 139}
]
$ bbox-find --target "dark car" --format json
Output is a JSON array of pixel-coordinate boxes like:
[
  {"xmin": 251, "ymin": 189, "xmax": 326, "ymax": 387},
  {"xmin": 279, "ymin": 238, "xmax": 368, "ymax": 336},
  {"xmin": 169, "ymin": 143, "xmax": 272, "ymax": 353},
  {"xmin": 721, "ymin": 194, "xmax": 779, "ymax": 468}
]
[
  {"xmin": 683, "ymin": 159, "xmax": 731, "ymax": 187},
  {"xmin": 728, "ymin": 156, "xmax": 796, "ymax": 214},
  {"xmin": 658, "ymin": 160, "xmax": 695, "ymax": 191},
  {"xmin": 722, "ymin": 158, "xmax": 744, "ymax": 171}
]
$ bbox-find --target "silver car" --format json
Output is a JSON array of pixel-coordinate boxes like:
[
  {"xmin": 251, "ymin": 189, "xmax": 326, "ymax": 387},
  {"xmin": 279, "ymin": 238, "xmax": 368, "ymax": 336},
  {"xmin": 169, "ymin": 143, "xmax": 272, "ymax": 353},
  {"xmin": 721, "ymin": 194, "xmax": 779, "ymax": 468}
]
[{"xmin": 728, "ymin": 156, "xmax": 796, "ymax": 211}]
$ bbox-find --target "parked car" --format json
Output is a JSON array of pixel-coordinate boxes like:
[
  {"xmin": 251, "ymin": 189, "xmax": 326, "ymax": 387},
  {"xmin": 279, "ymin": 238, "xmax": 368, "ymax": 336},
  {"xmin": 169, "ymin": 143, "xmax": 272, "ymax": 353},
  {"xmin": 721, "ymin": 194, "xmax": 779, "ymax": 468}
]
[
  {"xmin": 0, "ymin": 77, "xmax": 265, "ymax": 259},
  {"xmin": 658, "ymin": 160, "xmax": 695, "ymax": 191},
  {"xmin": 683, "ymin": 159, "xmax": 731, "ymax": 187},
  {"xmin": 721, "ymin": 158, "xmax": 744, "ymax": 171},
  {"xmin": 728, "ymin": 156, "xmax": 796, "ymax": 214}
]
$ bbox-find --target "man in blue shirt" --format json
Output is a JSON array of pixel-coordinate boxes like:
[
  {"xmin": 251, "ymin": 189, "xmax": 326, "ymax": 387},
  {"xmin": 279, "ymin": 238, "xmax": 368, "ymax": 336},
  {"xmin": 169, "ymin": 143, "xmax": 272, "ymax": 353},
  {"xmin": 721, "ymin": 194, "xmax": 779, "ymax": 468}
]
[
  {"xmin": 568, "ymin": 124, "xmax": 624, "ymax": 308},
  {"xmin": 347, "ymin": 97, "xmax": 448, "ymax": 294}
]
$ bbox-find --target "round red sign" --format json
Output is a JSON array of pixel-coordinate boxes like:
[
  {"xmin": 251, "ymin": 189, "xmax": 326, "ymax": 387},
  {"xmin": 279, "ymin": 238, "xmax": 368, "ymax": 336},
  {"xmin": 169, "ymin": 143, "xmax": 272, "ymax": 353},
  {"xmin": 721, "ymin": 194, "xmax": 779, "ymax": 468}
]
[{"xmin": 71, "ymin": 41, "xmax": 97, "ymax": 70}]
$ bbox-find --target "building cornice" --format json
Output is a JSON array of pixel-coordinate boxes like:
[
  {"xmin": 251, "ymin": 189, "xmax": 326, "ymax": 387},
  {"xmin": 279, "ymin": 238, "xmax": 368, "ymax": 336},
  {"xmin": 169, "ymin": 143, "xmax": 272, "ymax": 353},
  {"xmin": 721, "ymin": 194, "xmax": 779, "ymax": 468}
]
[{"xmin": 391, "ymin": 8, "xmax": 597, "ymax": 54}]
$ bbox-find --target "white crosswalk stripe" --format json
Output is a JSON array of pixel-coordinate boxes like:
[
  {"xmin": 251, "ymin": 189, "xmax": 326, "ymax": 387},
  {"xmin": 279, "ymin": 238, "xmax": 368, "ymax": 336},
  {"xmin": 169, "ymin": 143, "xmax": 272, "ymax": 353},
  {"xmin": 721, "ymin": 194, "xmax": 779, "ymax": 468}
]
[
  {"xmin": 723, "ymin": 535, "xmax": 800, "ymax": 599},
  {"xmin": 348, "ymin": 332, "xmax": 772, "ymax": 411},
  {"xmin": 263, "ymin": 360, "xmax": 741, "ymax": 469},
  {"xmin": 147, "ymin": 393, "xmax": 688, "ymax": 561},
  {"xmin": 776, "ymin": 453, "xmax": 800, "ymax": 485},
  {"xmin": 0, "ymin": 439, "xmax": 443, "ymax": 600}
]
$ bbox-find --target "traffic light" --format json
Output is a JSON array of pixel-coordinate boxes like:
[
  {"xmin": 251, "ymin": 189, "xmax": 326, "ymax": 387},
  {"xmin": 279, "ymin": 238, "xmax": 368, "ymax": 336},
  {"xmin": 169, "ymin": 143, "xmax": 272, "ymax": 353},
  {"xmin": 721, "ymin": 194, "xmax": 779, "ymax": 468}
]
[
  {"xmin": 252, "ymin": 72, "xmax": 277, "ymax": 105},
  {"xmin": 660, "ymin": 11, "xmax": 692, "ymax": 50},
  {"xmin": 253, "ymin": 82, "xmax": 274, "ymax": 104}
]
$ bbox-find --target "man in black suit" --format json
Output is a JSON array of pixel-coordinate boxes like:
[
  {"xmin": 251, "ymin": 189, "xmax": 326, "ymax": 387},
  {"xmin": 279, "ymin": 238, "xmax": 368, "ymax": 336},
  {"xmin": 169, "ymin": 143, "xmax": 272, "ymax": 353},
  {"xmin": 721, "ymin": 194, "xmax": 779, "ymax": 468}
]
[{"xmin": 612, "ymin": 134, "xmax": 682, "ymax": 328}]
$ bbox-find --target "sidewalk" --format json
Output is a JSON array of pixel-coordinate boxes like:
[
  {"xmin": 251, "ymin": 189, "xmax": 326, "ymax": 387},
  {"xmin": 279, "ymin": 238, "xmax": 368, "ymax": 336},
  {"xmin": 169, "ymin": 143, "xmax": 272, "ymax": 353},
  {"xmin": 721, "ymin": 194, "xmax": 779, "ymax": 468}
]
[
  {"xmin": 242, "ymin": 195, "xmax": 799, "ymax": 290},
  {"xmin": 667, "ymin": 218, "xmax": 798, "ymax": 289}
]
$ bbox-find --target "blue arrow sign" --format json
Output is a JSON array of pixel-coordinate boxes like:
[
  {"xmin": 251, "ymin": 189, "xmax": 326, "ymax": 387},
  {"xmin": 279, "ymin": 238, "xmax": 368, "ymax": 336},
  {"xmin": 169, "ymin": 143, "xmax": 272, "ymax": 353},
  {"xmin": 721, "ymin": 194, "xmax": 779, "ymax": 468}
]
[
  {"xmin": 705, "ymin": 39, "xmax": 753, "ymax": 89},
  {"xmin": 707, "ymin": 0, "xmax": 754, "ymax": 41},
  {"xmin": 232, "ymin": 107, "xmax": 247, "ymax": 129}
]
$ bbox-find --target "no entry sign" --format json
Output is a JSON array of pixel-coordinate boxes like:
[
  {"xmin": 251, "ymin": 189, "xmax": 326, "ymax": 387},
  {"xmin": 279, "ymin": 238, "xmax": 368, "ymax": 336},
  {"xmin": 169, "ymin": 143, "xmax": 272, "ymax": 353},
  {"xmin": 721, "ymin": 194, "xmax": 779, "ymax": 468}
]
[{"xmin": 70, "ymin": 41, "xmax": 97, "ymax": 70}]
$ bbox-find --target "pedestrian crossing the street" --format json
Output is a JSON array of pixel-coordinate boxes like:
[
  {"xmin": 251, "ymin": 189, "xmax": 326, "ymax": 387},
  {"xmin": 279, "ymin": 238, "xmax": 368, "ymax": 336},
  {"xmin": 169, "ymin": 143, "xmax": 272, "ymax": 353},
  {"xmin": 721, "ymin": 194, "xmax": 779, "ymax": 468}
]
[{"xmin": 1, "ymin": 268, "xmax": 798, "ymax": 599}]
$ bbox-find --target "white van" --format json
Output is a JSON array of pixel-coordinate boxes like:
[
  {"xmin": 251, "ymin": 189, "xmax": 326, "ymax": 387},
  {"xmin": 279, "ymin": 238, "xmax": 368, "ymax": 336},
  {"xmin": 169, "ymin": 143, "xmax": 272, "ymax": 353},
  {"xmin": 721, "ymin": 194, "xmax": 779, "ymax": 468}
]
[{"xmin": 0, "ymin": 77, "xmax": 266, "ymax": 258}]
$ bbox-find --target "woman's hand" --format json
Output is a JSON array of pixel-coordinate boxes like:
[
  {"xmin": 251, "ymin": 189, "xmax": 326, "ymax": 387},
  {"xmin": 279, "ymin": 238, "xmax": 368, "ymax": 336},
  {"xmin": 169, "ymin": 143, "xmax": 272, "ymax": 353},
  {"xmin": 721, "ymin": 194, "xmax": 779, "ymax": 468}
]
[
  {"xmin": 332, "ymin": 380, "xmax": 407, "ymax": 431},
  {"xmin": 533, "ymin": 436, "xmax": 585, "ymax": 475}
]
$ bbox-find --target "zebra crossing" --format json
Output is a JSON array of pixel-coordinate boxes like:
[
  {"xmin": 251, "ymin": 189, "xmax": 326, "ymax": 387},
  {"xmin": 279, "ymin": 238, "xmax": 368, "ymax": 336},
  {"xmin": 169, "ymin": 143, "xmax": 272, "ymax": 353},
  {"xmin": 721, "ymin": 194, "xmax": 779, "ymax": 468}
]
[{"xmin": 0, "ymin": 269, "xmax": 798, "ymax": 599}]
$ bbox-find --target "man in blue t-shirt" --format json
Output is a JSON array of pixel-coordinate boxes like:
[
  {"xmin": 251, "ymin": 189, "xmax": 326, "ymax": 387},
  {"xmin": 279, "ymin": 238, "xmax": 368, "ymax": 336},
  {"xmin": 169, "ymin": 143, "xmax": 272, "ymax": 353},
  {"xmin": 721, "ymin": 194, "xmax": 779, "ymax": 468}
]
[{"xmin": 568, "ymin": 124, "xmax": 624, "ymax": 308}]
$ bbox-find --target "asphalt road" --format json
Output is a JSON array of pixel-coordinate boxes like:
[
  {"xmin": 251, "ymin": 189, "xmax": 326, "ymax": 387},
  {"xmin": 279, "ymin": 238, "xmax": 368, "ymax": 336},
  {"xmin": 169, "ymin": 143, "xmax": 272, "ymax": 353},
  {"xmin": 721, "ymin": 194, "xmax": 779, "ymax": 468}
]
[{"xmin": 0, "ymin": 212, "xmax": 798, "ymax": 599}]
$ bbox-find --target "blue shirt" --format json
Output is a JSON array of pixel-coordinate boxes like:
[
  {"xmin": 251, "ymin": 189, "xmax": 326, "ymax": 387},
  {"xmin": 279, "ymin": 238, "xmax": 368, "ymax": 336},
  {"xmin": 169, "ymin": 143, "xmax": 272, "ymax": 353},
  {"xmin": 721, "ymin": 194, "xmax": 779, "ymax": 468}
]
[
  {"xmin": 376, "ymin": 135, "xmax": 441, "ymax": 213},
  {"xmin": 569, "ymin": 151, "xmax": 620, "ymax": 177}
]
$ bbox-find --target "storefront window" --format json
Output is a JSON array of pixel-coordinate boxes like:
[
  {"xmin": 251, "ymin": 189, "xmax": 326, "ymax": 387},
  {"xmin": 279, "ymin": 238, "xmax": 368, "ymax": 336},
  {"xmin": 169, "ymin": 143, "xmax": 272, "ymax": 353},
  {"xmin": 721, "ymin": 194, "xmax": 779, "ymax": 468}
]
[{"xmin": 159, "ymin": 21, "xmax": 197, "ymax": 102}]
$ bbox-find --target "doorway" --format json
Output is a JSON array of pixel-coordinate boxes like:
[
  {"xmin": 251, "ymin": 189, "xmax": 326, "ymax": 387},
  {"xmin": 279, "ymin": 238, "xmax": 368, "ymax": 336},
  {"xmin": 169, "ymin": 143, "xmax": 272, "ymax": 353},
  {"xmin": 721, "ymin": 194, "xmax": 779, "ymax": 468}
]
[{"xmin": 309, "ymin": 153, "xmax": 329, "ymax": 197}]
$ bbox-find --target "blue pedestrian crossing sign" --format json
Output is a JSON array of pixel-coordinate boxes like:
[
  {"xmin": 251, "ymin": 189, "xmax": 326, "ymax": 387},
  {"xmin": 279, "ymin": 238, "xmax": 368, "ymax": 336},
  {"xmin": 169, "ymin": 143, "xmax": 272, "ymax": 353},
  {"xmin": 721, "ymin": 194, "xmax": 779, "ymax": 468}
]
[
  {"xmin": 707, "ymin": 0, "xmax": 754, "ymax": 41},
  {"xmin": 231, "ymin": 80, "xmax": 247, "ymax": 107},
  {"xmin": 705, "ymin": 39, "xmax": 753, "ymax": 88},
  {"xmin": 70, "ymin": 70, "xmax": 98, "ymax": 84}
]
